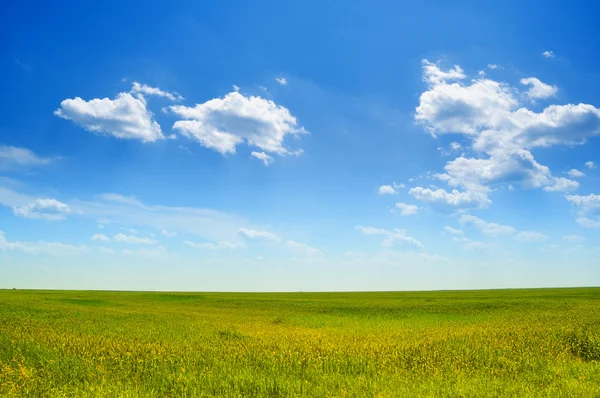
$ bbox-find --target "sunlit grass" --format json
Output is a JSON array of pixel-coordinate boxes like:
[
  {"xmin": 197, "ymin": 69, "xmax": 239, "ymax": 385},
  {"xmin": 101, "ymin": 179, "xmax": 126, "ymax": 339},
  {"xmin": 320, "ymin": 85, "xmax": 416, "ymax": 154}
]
[{"xmin": 1, "ymin": 288, "xmax": 599, "ymax": 396}]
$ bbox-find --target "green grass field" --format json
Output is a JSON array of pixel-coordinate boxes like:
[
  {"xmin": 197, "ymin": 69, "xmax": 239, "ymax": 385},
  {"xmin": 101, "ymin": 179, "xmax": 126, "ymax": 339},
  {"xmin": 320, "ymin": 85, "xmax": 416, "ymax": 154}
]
[{"xmin": 1, "ymin": 288, "xmax": 599, "ymax": 397}]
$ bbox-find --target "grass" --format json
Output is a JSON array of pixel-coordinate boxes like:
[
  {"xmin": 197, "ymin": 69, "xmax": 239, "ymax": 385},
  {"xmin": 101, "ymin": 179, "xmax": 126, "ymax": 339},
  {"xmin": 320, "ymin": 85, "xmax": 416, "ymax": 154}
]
[{"xmin": 1, "ymin": 288, "xmax": 599, "ymax": 397}]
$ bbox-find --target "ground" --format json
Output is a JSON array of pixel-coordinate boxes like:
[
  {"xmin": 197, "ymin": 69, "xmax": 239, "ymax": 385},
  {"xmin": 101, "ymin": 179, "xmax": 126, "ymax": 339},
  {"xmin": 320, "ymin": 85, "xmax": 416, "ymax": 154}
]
[{"xmin": 1, "ymin": 288, "xmax": 599, "ymax": 396}]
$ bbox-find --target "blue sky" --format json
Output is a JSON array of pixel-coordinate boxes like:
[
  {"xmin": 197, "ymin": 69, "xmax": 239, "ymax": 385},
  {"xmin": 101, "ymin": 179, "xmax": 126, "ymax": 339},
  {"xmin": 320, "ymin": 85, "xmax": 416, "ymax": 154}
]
[{"xmin": 1, "ymin": 1, "xmax": 600, "ymax": 291}]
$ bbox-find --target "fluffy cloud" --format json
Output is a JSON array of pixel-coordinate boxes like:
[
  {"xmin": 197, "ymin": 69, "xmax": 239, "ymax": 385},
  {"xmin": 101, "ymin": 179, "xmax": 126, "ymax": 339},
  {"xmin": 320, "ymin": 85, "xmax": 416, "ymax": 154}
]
[
  {"xmin": 238, "ymin": 228, "xmax": 281, "ymax": 242},
  {"xmin": 355, "ymin": 225, "xmax": 424, "ymax": 249},
  {"xmin": 459, "ymin": 214, "xmax": 516, "ymax": 236},
  {"xmin": 170, "ymin": 92, "xmax": 306, "ymax": 158},
  {"xmin": 378, "ymin": 185, "xmax": 397, "ymax": 195},
  {"xmin": 130, "ymin": 82, "xmax": 182, "ymax": 101},
  {"xmin": 91, "ymin": 234, "xmax": 110, "ymax": 242},
  {"xmin": 565, "ymin": 194, "xmax": 600, "ymax": 214},
  {"xmin": 13, "ymin": 199, "xmax": 71, "ymax": 220},
  {"xmin": 113, "ymin": 233, "xmax": 158, "ymax": 245},
  {"xmin": 585, "ymin": 161, "xmax": 596, "ymax": 169},
  {"xmin": 409, "ymin": 187, "xmax": 490, "ymax": 209},
  {"xmin": 55, "ymin": 92, "xmax": 164, "ymax": 142},
  {"xmin": 0, "ymin": 231, "xmax": 86, "ymax": 256},
  {"xmin": 542, "ymin": 50, "xmax": 555, "ymax": 58},
  {"xmin": 184, "ymin": 240, "xmax": 240, "ymax": 250},
  {"xmin": 566, "ymin": 169, "xmax": 585, "ymax": 178},
  {"xmin": 250, "ymin": 151, "xmax": 274, "ymax": 166},
  {"xmin": 412, "ymin": 60, "xmax": 600, "ymax": 209},
  {"xmin": 0, "ymin": 145, "xmax": 54, "ymax": 170},
  {"xmin": 395, "ymin": 202, "xmax": 418, "ymax": 215},
  {"xmin": 520, "ymin": 77, "xmax": 557, "ymax": 100},
  {"xmin": 514, "ymin": 231, "xmax": 549, "ymax": 242}
]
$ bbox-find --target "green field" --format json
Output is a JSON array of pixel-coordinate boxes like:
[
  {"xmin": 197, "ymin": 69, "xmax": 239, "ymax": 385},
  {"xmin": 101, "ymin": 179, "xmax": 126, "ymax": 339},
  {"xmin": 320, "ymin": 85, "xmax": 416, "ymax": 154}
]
[{"xmin": 1, "ymin": 288, "xmax": 599, "ymax": 397}]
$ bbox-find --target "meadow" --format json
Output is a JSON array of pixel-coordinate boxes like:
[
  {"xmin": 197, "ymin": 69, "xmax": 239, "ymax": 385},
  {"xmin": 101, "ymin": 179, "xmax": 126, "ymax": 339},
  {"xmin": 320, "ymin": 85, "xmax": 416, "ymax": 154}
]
[{"xmin": 0, "ymin": 288, "xmax": 599, "ymax": 397}]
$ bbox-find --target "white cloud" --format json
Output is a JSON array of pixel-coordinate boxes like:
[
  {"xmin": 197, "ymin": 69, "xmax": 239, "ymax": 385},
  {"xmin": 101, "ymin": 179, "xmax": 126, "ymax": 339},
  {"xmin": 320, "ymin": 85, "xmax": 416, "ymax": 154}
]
[
  {"xmin": 275, "ymin": 77, "xmax": 288, "ymax": 85},
  {"xmin": 514, "ymin": 231, "xmax": 548, "ymax": 242},
  {"xmin": 585, "ymin": 161, "xmax": 596, "ymax": 169},
  {"xmin": 170, "ymin": 92, "xmax": 306, "ymax": 156},
  {"xmin": 566, "ymin": 169, "xmax": 585, "ymax": 178},
  {"xmin": 413, "ymin": 59, "xmax": 600, "ymax": 207},
  {"xmin": 250, "ymin": 151, "xmax": 274, "ymax": 166},
  {"xmin": 113, "ymin": 233, "xmax": 158, "ymax": 245},
  {"xmin": 0, "ymin": 230, "xmax": 86, "ymax": 256},
  {"xmin": 285, "ymin": 240, "xmax": 321, "ymax": 256},
  {"xmin": 130, "ymin": 82, "xmax": 182, "ymax": 101},
  {"xmin": 91, "ymin": 234, "xmax": 110, "ymax": 242},
  {"xmin": 184, "ymin": 240, "xmax": 240, "ymax": 250},
  {"xmin": 0, "ymin": 145, "xmax": 54, "ymax": 170},
  {"xmin": 459, "ymin": 214, "xmax": 516, "ymax": 236},
  {"xmin": 395, "ymin": 202, "xmax": 419, "ymax": 215},
  {"xmin": 542, "ymin": 177, "xmax": 579, "ymax": 192},
  {"xmin": 576, "ymin": 217, "xmax": 600, "ymax": 228},
  {"xmin": 355, "ymin": 225, "xmax": 424, "ymax": 249},
  {"xmin": 13, "ymin": 199, "xmax": 71, "ymax": 220},
  {"xmin": 542, "ymin": 50, "xmax": 555, "ymax": 58},
  {"xmin": 232, "ymin": 85, "xmax": 240, "ymax": 92},
  {"xmin": 378, "ymin": 185, "xmax": 397, "ymax": 195},
  {"xmin": 409, "ymin": 187, "xmax": 490, "ymax": 209},
  {"xmin": 487, "ymin": 64, "xmax": 502, "ymax": 70},
  {"xmin": 565, "ymin": 194, "xmax": 600, "ymax": 214},
  {"xmin": 238, "ymin": 228, "xmax": 281, "ymax": 242},
  {"xmin": 443, "ymin": 226, "xmax": 464, "ymax": 235},
  {"xmin": 450, "ymin": 142, "xmax": 462, "ymax": 151},
  {"xmin": 55, "ymin": 92, "xmax": 164, "ymax": 142},
  {"xmin": 161, "ymin": 229, "xmax": 176, "ymax": 237},
  {"xmin": 421, "ymin": 59, "xmax": 465, "ymax": 86},
  {"xmin": 563, "ymin": 234, "xmax": 585, "ymax": 243},
  {"xmin": 520, "ymin": 77, "xmax": 558, "ymax": 100}
]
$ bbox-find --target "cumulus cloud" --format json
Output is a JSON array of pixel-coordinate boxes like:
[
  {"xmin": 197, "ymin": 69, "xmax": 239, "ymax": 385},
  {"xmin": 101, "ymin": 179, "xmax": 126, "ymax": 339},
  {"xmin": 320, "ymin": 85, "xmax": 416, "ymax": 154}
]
[
  {"xmin": 514, "ymin": 231, "xmax": 549, "ymax": 242},
  {"xmin": 585, "ymin": 161, "xmax": 596, "ymax": 169},
  {"xmin": 130, "ymin": 82, "xmax": 182, "ymax": 101},
  {"xmin": 566, "ymin": 169, "xmax": 585, "ymax": 178},
  {"xmin": 0, "ymin": 230, "xmax": 86, "ymax": 256},
  {"xmin": 238, "ymin": 228, "xmax": 281, "ymax": 242},
  {"xmin": 91, "ymin": 234, "xmax": 110, "ymax": 242},
  {"xmin": 0, "ymin": 145, "xmax": 55, "ymax": 170},
  {"xmin": 378, "ymin": 185, "xmax": 397, "ymax": 195},
  {"xmin": 170, "ymin": 92, "xmax": 306, "ymax": 159},
  {"xmin": 409, "ymin": 187, "xmax": 490, "ymax": 210},
  {"xmin": 184, "ymin": 240, "xmax": 240, "ymax": 250},
  {"xmin": 565, "ymin": 193, "xmax": 600, "ymax": 214},
  {"xmin": 520, "ymin": 77, "xmax": 558, "ymax": 100},
  {"xmin": 459, "ymin": 214, "xmax": 516, "ymax": 236},
  {"xmin": 113, "ymin": 233, "xmax": 158, "ymax": 245},
  {"xmin": 55, "ymin": 92, "xmax": 164, "ymax": 142},
  {"xmin": 542, "ymin": 50, "xmax": 555, "ymax": 58},
  {"xmin": 395, "ymin": 202, "xmax": 419, "ymax": 215},
  {"xmin": 13, "ymin": 199, "xmax": 71, "ymax": 220},
  {"xmin": 412, "ymin": 59, "xmax": 600, "ymax": 209},
  {"xmin": 250, "ymin": 151, "xmax": 274, "ymax": 166},
  {"xmin": 355, "ymin": 225, "xmax": 424, "ymax": 249}
]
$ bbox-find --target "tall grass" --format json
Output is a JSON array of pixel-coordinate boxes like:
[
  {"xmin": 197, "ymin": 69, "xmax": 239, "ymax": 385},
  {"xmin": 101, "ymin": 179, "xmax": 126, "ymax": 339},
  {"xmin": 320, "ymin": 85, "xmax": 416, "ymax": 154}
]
[{"xmin": 1, "ymin": 288, "xmax": 599, "ymax": 396}]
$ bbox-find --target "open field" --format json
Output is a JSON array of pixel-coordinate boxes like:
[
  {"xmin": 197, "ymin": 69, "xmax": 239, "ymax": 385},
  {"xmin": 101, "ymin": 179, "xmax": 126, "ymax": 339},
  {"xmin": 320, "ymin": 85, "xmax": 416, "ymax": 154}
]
[{"xmin": 1, "ymin": 288, "xmax": 599, "ymax": 397}]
